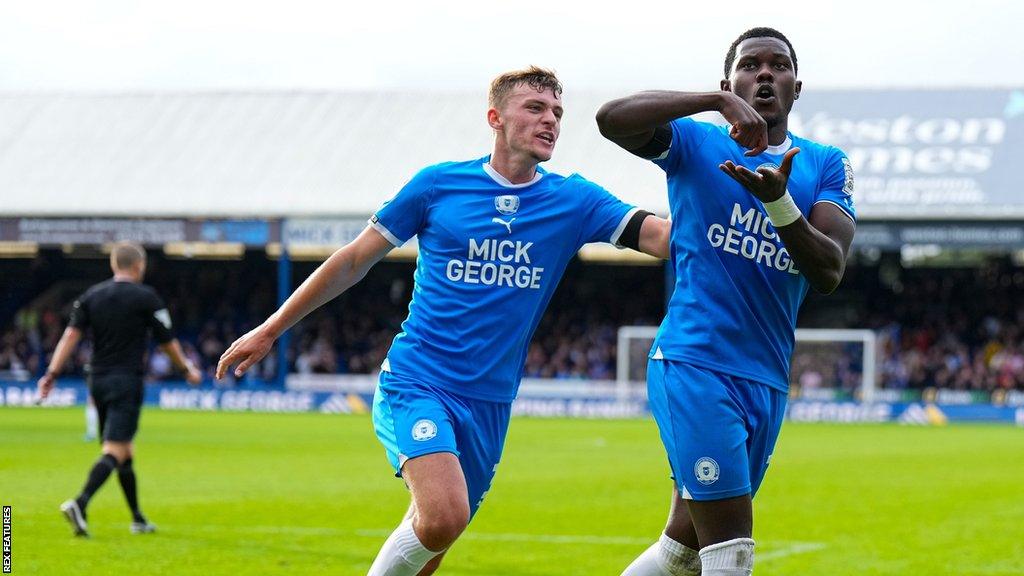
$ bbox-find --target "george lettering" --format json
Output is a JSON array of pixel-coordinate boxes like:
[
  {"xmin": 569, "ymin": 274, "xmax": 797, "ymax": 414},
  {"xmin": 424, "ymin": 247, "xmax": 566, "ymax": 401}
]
[
  {"xmin": 722, "ymin": 227, "xmax": 742, "ymax": 255},
  {"xmin": 514, "ymin": 266, "xmax": 531, "ymax": 288},
  {"xmin": 497, "ymin": 264, "xmax": 514, "ymax": 287},
  {"xmin": 707, "ymin": 206, "xmax": 799, "ymax": 274},
  {"xmin": 755, "ymin": 239, "xmax": 776, "ymax": 266},
  {"xmin": 777, "ymin": 247, "xmax": 800, "ymax": 274},
  {"xmin": 463, "ymin": 260, "xmax": 481, "ymax": 283},
  {"xmin": 707, "ymin": 224, "xmax": 725, "ymax": 247},
  {"xmin": 740, "ymin": 235, "xmax": 758, "ymax": 259},
  {"xmin": 447, "ymin": 257, "xmax": 543, "ymax": 289},
  {"xmin": 446, "ymin": 259, "xmax": 463, "ymax": 281},
  {"xmin": 479, "ymin": 262, "xmax": 497, "ymax": 284},
  {"xmin": 529, "ymin": 267, "xmax": 543, "ymax": 288}
]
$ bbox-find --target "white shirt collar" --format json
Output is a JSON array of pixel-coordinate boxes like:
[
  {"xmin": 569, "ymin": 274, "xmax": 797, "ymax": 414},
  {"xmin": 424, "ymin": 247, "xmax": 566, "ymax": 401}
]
[
  {"xmin": 765, "ymin": 136, "xmax": 793, "ymax": 156},
  {"xmin": 483, "ymin": 162, "xmax": 543, "ymax": 188}
]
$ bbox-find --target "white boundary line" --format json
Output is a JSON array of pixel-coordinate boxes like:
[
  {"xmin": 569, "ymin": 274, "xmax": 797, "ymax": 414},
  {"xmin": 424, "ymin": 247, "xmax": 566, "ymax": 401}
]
[
  {"xmin": 172, "ymin": 524, "xmax": 825, "ymax": 560},
  {"xmin": 356, "ymin": 529, "xmax": 651, "ymax": 546},
  {"xmin": 758, "ymin": 541, "xmax": 828, "ymax": 561}
]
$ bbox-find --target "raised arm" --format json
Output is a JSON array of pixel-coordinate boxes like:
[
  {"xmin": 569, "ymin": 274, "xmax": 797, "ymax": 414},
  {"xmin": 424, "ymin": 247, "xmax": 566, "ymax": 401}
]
[
  {"xmin": 216, "ymin": 226, "xmax": 395, "ymax": 379},
  {"xmin": 36, "ymin": 326, "xmax": 83, "ymax": 399},
  {"xmin": 596, "ymin": 91, "xmax": 768, "ymax": 157}
]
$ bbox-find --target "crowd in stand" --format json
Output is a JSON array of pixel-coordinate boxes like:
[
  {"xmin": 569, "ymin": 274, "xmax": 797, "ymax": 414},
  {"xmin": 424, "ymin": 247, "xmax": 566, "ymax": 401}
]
[
  {"xmin": 865, "ymin": 264, "xmax": 1024, "ymax": 392},
  {"xmin": 2, "ymin": 254, "xmax": 1023, "ymax": 392},
  {"xmin": 791, "ymin": 261, "xmax": 1024, "ymax": 393}
]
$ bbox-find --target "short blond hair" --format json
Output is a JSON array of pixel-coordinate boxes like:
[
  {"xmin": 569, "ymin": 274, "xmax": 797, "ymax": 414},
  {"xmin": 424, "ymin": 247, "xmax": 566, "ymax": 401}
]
[
  {"xmin": 488, "ymin": 66, "xmax": 563, "ymax": 110},
  {"xmin": 110, "ymin": 241, "xmax": 146, "ymax": 271}
]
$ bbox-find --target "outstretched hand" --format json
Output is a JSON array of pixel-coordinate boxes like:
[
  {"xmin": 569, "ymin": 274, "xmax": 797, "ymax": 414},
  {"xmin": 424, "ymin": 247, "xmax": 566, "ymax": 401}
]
[
  {"xmin": 719, "ymin": 147, "xmax": 801, "ymax": 203},
  {"xmin": 216, "ymin": 325, "xmax": 276, "ymax": 380}
]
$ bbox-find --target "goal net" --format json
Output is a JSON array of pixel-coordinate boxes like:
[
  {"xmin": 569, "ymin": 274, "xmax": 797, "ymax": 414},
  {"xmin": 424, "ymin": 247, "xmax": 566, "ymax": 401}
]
[{"xmin": 616, "ymin": 326, "xmax": 878, "ymax": 401}]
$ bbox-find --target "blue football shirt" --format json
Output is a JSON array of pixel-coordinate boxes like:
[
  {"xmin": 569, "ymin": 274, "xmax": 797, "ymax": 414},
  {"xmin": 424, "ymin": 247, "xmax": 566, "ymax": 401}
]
[
  {"xmin": 651, "ymin": 118, "xmax": 856, "ymax": 391},
  {"xmin": 371, "ymin": 156, "xmax": 637, "ymax": 403}
]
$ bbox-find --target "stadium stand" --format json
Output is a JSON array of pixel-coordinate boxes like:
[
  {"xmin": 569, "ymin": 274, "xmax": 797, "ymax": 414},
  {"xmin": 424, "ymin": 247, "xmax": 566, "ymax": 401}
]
[
  {"xmin": 0, "ymin": 254, "xmax": 666, "ymax": 383},
  {"xmin": 2, "ymin": 89, "xmax": 1023, "ymax": 407},
  {"xmin": 2, "ymin": 250, "xmax": 1023, "ymax": 393}
]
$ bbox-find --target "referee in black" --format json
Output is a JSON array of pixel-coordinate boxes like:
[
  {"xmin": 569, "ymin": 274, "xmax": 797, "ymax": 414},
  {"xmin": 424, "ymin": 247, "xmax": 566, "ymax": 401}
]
[{"xmin": 37, "ymin": 242, "xmax": 201, "ymax": 537}]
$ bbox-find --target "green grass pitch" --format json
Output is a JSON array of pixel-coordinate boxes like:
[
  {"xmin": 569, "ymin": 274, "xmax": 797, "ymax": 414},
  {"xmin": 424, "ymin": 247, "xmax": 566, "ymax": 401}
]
[{"xmin": 1, "ymin": 407, "xmax": 1021, "ymax": 575}]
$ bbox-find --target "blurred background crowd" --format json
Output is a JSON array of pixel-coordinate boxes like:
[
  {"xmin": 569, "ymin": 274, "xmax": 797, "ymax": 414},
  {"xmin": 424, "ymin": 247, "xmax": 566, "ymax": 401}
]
[{"xmin": 2, "ymin": 250, "xmax": 1022, "ymax": 392}]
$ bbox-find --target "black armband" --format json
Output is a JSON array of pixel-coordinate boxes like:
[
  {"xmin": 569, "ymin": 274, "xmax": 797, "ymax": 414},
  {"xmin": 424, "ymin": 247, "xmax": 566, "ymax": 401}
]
[
  {"xmin": 617, "ymin": 210, "xmax": 655, "ymax": 251},
  {"xmin": 629, "ymin": 124, "xmax": 673, "ymax": 160}
]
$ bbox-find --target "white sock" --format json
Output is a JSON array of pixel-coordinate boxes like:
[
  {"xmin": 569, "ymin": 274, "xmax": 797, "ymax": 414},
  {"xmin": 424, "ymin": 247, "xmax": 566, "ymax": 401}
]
[
  {"xmin": 367, "ymin": 518, "xmax": 441, "ymax": 576},
  {"xmin": 698, "ymin": 538, "xmax": 755, "ymax": 575},
  {"xmin": 621, "ymin": 533, "xmax": 701, "ymax": 576},
  {"xmin": 85, "ymin": 404, "xmax": 98, "ymax": 438}
]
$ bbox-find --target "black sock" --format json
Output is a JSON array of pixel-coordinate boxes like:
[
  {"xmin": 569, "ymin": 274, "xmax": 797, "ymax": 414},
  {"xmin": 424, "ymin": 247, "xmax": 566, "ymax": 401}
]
[
  {"xmin": 76, "ymin": 453, "xmax": 119, "ymax": 512},
  {"xmin": 117, "ymin": 458, "xmax": 145, "ymax": 522}
]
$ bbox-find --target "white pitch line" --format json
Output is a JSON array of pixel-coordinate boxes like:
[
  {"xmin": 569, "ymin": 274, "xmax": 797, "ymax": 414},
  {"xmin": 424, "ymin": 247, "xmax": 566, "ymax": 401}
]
[
  {"xmin": 356, "ymin": 529, "xmax": 651, "ymax": 546},
  {"xmin": 758, "ymin": 542, "xmax": 828, "ymax": 562},
  {"xmin": 179, "ymin": 524, "xmax": 346, "ymax": 536},
  {"xmin": 171, "ymin": 523, "xmax": 825, "ymax": 559},
  {"xmin": 354, "ymin": 529, "xmax": 826, "ymax": 558}
]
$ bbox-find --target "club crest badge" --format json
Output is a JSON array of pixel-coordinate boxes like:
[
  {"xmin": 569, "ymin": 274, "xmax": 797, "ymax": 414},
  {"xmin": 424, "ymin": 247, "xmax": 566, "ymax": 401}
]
[
  {"xmin": 494, "ymin": 195, "xmax": 520, "ymax": 215},
  {"xmin": 412, "ymin": 419, "xmax": 437, "ymax": 441},
  {"xmin": 694, "ymin": 457, "xmax": 720, "ymax": 485},
  {"xmin": 841, "ymin": 157, "xmax": 855, "ymax": 195}
]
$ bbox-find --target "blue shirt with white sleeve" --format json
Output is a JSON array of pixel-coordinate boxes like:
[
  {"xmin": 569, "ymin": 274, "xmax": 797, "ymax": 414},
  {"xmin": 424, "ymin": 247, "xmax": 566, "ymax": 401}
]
[
  {"xmin": 371, "ymin": 156, "xmax": 637, "ymax": 403},
  {"xmin": 650, "ymin": 118, "xmax": 856, "ymax": 391}
]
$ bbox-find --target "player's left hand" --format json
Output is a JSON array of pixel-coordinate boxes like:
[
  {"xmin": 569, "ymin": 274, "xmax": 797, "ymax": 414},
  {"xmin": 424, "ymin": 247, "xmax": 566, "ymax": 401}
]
[{"xmin": 719, "ymin": 147, "xmax": 800, "ymax": 203}]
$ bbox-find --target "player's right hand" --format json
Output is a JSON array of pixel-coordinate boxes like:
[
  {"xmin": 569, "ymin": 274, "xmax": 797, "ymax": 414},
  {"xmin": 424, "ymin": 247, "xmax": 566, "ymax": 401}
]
[
  {"xmin": 216, "ymin": 325, "xmax": 276, "ymax": 380},
  {"xmin": 719, "ymin": 92, "xmax": 768, "ymax": 156},
  {"xmin": 36, "ymin": 372, "xmax": 55, "ymax": 400}
]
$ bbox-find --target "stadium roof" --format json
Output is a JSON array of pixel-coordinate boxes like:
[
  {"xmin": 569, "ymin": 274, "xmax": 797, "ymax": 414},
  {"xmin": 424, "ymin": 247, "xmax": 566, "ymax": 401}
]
[
  {"xmin": 0, "ymin": 90, "xmax": 667, "ymax": 218},
  {"xmin": 1, "ymin": 89, "xmax": 1021, "ymax": 220}
]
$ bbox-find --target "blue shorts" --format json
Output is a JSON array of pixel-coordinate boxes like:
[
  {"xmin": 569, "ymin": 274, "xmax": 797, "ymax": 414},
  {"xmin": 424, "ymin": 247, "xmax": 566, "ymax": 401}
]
[
  {"xmin": 372, "ymin": 371, "xmax": 511, "ymax": 518},
  {"xmin": 647, "ymin": 359, "xmax": 787, "ymax": 501}
]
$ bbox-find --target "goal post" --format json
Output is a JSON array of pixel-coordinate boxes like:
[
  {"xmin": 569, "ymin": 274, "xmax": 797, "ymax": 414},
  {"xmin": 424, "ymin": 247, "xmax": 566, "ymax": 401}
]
[
  {"xmin": 616, "ymin": 326, "xmax": 878, "ymax": 402},
  {"xmin": 615, "ymin": 326, "xmax": 659, "ymax": 401},
  {"xmin": 793, "ymin": 328, "xmax": 878, "ymax": 402}
]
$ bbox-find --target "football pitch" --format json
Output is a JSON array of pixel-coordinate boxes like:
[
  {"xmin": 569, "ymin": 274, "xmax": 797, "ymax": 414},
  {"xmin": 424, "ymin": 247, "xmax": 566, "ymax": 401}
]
[{"xmin": 1, "ymin": 407, "xmax": 1021, "ymax": 575}]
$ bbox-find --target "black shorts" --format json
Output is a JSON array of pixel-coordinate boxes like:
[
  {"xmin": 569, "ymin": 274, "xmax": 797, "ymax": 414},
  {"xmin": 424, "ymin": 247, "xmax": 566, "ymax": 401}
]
[{"xmin": 88, "ymin": 374, "xmax": 144, "ymax": 443}]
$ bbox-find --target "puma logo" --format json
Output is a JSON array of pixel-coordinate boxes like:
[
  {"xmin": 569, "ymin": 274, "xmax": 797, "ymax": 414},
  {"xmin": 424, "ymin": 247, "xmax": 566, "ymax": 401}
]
[{"xmin": 492, "ymin": 217, "xmax": 515, "ymax": 234}]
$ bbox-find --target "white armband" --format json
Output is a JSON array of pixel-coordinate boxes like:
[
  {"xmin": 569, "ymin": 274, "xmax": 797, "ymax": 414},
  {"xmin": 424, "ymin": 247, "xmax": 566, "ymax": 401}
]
[{"xmin": 763, "ymin": 190, "xmax": 802, "ymax": 228}]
